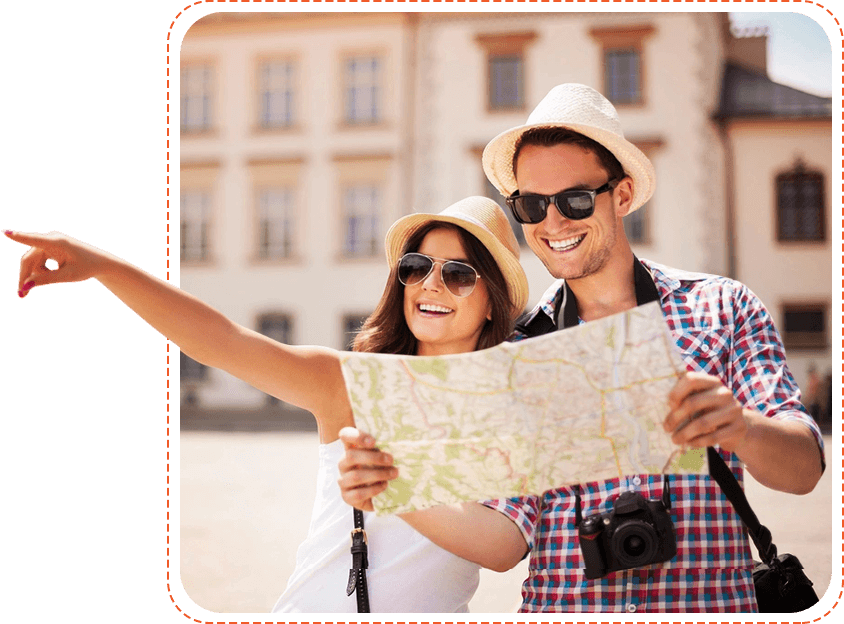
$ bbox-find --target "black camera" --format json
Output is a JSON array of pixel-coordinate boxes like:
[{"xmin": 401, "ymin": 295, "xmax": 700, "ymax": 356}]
[{"xmin": 577, "ymin": 488, "xmax": 677, "ymax": 580}]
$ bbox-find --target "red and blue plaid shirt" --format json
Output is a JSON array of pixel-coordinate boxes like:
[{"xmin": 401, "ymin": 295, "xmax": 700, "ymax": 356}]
[{"xmin": 484, "ymin": 259, "xmax": 824, "ymax": 613}]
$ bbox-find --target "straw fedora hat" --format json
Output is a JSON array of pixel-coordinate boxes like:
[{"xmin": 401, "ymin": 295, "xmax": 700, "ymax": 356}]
[
  {"xmin": 385, "ymin": 196, "xmax": 529, "ymax": 318},
  {"xmin": 482, "ymin": 83, "xmax": 655, "ymax": 215}
]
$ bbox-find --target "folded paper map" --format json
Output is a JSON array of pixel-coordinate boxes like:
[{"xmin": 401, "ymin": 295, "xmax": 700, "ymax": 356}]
[{"xmin": 340, "ymin": 301, "xmax": 707, "ymax": 515}]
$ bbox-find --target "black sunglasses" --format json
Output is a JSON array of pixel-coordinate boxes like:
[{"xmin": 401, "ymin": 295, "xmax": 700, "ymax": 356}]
[
  {"xmin": 505, "ymin": 179, "xmax": 620, "ymax": 224},
  {"xmin": 397, "ymin": 252, "xmax": 481, "ymax": 298}
]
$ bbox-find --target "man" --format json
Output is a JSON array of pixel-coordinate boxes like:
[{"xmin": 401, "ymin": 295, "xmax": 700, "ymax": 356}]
[{"xmin": 338, "ymin": 84, "xmax": 824, "ymax": 613}]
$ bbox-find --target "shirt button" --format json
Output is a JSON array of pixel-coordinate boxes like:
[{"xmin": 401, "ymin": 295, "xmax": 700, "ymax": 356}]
[
  {"xmin": 632, "ymin": 476, "xmax": 642, "ymax": 486},
  {"xmin": 626, "ymin": 603, "xmax": 637, "ymax": 613}
]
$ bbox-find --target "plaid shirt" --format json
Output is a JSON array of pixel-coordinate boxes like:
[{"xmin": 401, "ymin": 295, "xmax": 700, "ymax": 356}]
[{"xmin": 485, "ymin": 259, "xmax": 824, "ymax": 613}]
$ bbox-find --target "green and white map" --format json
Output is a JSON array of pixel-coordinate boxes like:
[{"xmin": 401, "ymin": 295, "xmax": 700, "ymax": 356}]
[{"xmin": 340, "ymin": 301, "xmax": 708, "ymax": 515}]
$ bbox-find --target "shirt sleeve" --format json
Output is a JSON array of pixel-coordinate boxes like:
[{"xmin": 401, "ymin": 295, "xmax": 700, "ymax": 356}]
[
  {"xmin": 481, "ymin": 494, "xmax": 541, "ymax": 552},
  {"xmin": 729, "ymin": 282, "xmax": 825, "ymax": 470}
]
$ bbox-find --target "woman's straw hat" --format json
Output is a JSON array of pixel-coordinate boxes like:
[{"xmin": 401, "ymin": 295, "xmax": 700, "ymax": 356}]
[
  {"xmin": 385, "ymin": 196, "xmax": 529, "ymax": 318},
  {"xmin": 482, "ymin": 83, "xmax": 655, "ymax": 215}
]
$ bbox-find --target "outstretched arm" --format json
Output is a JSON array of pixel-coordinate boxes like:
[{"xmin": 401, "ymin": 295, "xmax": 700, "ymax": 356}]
[
  {"xmin": 5, "ymin": 230, "xmax": 351, "ymax": 438},
  {"xmin": 337, "ymin": 427, "xmax": 529, "ymax": 571}
]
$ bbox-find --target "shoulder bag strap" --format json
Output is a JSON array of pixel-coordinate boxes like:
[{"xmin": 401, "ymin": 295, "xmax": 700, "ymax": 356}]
[
  {"xmin": 707, "ymin": 446, "xmax": 777, "ymax": 564},
  {"xmin": 345, "ymin": 508, "xmax": 370, "ymax": 612}
]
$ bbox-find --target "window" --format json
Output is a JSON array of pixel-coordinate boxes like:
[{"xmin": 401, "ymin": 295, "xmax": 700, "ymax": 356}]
[
  {"xmin": 258, "ymin": 313, "xmax": 293, "ymax": 405},
  {"xmin": 344, "ymin": 56, "xmax": 381, "ymax": 124},
  {"xmin": 342, "ymin": 185, "xmax": 381, "ymax": 257},
  {"xmin": 781, "ymin": 304, "xmax": 827, "ymax": 350},
  {"xmin": 335, "ymin": 155, "xmax": 391, "ymax": 258},
  {"xmin": 623, "ymin": 207, "xmax": 648, "ymax": 244},
  {"xmin": 589, "ymin": 25, "xmax": 654, "ymax": 106},
  {"xmin": 257, "ymin": 187, "xmax": 295, "ymax": 260},
  {"xmin": 776, "ymin": 168, "xmax": 825, "ymax": 242},
  {"xmin": 180, "ymin": 352, "xmax": 208, "ymax": 406},
  {"xmin": 481, "ymin": 169, "xmax": 525, "ymax": 246},
  {"xmin": 248, "ymin": 159, "xmax": 302, "ymax": 262},
  {"xmin": 181, "ymin": 64, "xmax": 213, "ymax": 132},
  {"xmin": 259, "ymin": 313, "xmax": 292, "ymax": 344},
  {"xmin": 476, "ymin": 32, "xmax": 536, "ymax": 112},
  {"xmin": 489, "ymin": 55, "xmax": 524, "ymax": 110},
  {"xmin": 605, "ymin": 49, "xmax": 641, "ymax": 105},
  {"xmin": 181, "ymin": 162, "xmax": 218, "ymax": 263},
  {"xmin": 342, "ymin": 313, "xmax": 371, "ymax": 351},
  {"xmin": 180, "ymin": 352, "xmax": 208, "ymax": 382},
  {"xmin": 180, "ymin": 189, "xmax": 211, "ymax": 263},
  {"xmin": 623, "ymin": 138, "xmax": 661, "ymax": 245},
  {"xmin": 259, "ymin": 60, "xmax": 295, "ymax": 128}
]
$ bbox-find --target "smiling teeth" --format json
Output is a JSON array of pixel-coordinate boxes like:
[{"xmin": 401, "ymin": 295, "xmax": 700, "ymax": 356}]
[
  {"xmin": 549, "ymin": 234, "xmax": 585, "ymax": 251},
  {"xmin": 419, "ymin": 303, "xmax": 453, "ymax": 314}
]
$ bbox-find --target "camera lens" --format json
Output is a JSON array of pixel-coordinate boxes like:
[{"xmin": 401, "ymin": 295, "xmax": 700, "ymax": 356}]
[
  {"xmin": 611, "ymin": 521, "xmax": 658, "ymax": 568},
  {"xmin": 624, "ymin": 535, "xmax": 647, "ymax": 557}
]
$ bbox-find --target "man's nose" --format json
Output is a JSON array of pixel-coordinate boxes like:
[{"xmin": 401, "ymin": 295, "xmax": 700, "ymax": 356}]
[{"xmin": 540, "ymin": 200, "xmax": 569, "ymax": 230}]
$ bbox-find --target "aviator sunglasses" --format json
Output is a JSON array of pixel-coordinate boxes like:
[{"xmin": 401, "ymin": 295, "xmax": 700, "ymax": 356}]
[
  {"xmin": 505, "ymin": 179, "xmax": 620, "ymax": 224},
  {"xmin": 397, "ymin": 252, "xmax": 481, "ymax": 298}
]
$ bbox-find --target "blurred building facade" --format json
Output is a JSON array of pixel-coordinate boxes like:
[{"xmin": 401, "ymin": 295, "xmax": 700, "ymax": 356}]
[{"xmin": 178, "ymin": 12, "xmax": 832, "ymax": 424}]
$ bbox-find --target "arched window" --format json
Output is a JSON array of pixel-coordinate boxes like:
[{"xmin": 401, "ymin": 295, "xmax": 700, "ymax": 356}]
[{"xmin": 776, "ymin": 163, "xmax": 825, "ymax": 242}]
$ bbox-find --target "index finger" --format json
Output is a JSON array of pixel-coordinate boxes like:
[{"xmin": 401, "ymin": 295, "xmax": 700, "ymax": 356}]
[
  {"xmin": 667, "ymin": 371, "xmax": 720, "ymax": 408},
  {"xmin": 4, "ymin": 230, "xmax": 54, "ymax": 248}
]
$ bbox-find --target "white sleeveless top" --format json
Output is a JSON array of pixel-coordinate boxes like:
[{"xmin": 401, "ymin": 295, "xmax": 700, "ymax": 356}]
[{"xmin": 272, "ymin": 440, "xmax": 480, "ymax": 613}]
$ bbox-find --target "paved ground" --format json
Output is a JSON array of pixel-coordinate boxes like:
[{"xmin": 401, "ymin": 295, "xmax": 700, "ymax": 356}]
[{"xmin": 180, "ymin": 431, "xmax": 834, "ymax": 614}]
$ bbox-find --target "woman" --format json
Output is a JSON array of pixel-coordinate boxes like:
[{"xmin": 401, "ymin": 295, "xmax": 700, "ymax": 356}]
[{"xmin": 5, "ymin": 196, "xmax": 529, "ymax": 613}]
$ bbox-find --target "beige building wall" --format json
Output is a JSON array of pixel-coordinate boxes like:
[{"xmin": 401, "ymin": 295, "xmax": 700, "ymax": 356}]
[
  {"xmin": 728, "ymin": 118, "xmax": 833, "ymax": 389},
  {"xmin": 180, "ymin": 14, "xmax": 412, "ymax": 407},
  {"xmin": 413, "ymin": 12, "xmax": 729, "ymax": 307},
  {"xmin": 177, "ymin": 11, "xmax": 828, "ymax": 410}
]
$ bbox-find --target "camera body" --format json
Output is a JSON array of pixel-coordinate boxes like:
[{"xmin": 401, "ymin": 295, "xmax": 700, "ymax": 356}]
[{"xmin": 577, "ymin": 490, "xmax": 677, "ymax": 580}]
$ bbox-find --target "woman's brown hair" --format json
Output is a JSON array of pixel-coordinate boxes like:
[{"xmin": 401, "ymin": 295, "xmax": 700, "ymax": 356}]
[{"xmin": 352, "ymin": 223, "xmax": 514, "ymax": 355}]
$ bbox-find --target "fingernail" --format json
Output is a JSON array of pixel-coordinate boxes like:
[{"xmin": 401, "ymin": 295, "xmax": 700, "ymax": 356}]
[
  {"xmin": 18, "ymin": 290, "xmax": 25, "ymax": 298},
  {"xmin": 22, "ymin": 281, "xmax": 35, "ymax": 291},
  {"xmin": 3, "ymin": 230, "xmax": 11, "ymax": 236}
]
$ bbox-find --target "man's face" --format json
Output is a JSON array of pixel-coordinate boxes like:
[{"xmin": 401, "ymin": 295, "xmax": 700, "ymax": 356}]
[{"xmin": 513, "ymin": 142, "xmax": 630, "ymax": 281}]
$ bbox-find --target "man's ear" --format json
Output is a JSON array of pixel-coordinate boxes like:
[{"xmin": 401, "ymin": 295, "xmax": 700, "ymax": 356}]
[{"xmin": 614, "ymin": 177, "xmax": 634, "ymax": 217}]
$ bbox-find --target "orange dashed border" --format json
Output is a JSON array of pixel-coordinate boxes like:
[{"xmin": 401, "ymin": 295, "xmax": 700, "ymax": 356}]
[{"xmin": 164, "ymin": 1, "xmax": 843, "ymax": 622}]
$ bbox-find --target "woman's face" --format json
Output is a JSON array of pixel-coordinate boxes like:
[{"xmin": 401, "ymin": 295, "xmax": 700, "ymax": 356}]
[{"xmin": 403, "ymin": 227, "xmax": 492, "ymax": 356}]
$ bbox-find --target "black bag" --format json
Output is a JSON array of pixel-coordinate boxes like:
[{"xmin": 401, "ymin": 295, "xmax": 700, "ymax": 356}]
[
  {"xmin": 707, "ymin": 448, "xmax": 819, "ymax": 613},
  {"xmin": 752, "ymin": 554, "xmax": 818, "ymax": 613}
]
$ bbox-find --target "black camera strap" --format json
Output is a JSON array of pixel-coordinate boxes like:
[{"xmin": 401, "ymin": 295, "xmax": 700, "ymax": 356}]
[
  {"xmin": 706, "ymin": 446, "xmax": 777, "ymax": 564},
  {"xmin": 516, "ymin": 256, "xmax": 659, "ymax": 338}
]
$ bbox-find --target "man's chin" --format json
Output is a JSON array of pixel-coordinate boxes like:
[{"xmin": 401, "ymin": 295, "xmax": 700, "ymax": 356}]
[{"xmin": 540, "ymin": 258, "xmax": 586, "ymax": 281}]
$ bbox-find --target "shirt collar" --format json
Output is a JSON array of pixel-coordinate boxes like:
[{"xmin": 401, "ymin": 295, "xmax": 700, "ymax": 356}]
[{"xmin": 516, "ymin": 257, "xmax": 692, "ymax": 336}]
